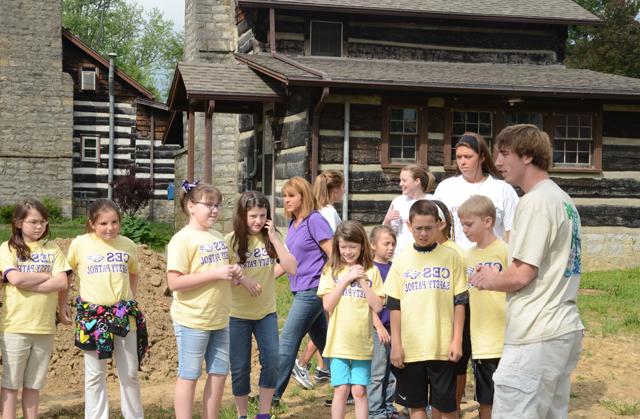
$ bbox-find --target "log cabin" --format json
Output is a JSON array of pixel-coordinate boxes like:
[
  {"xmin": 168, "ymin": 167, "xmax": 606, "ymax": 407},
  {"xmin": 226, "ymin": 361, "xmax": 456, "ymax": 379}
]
[{"xmin": 165, "ymin": 0, "xmax": 640, "ymax": 269}]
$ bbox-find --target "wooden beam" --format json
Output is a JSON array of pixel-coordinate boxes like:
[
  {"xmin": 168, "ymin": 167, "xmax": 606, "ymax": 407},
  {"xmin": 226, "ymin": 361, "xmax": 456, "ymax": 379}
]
[
  {"xmin": 187, "ymin": 110, "xmax": 195, "ymax": 182},
  {"xmin": 204, "ymin": 100, "xmax": 215, "ymax": 184},
  {"xmin": 269, "ymin": 8, "xmax": 276, "ymax": 53}
]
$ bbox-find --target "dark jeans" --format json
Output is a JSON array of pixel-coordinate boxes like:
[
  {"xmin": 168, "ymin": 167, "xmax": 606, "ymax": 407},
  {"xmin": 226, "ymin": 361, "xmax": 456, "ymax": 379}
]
[{"xmin": 229, "ymin": 312, "xmax": 279, "ymax": 396}]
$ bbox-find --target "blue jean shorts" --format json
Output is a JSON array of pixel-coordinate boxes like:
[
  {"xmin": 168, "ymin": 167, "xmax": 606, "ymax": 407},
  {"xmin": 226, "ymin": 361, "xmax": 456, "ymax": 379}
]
[
  {"xmin": 173, "ymin": 322, "xmax": 230, "ymax": 380},
  {"xmin": 330, "ymin": 358, "xmax": 371, "ymax": 387}
]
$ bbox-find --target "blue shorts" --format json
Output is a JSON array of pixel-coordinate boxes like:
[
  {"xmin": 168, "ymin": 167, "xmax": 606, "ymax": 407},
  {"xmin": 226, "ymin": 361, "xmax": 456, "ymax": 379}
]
[
  {"xmin": 173, "ymin": 322, "xmax": 229, "ymax": 380},
  {"xmin": 330, "ymin": 358, "xmax": 371, "ymax": 387}
]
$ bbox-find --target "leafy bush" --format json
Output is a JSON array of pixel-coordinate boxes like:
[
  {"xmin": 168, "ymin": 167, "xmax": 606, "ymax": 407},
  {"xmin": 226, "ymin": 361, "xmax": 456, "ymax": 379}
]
[
  {"xmin": 120, "ymin": 215, "xmax": 170, "ymax": 248},
  {"xmin": 112, "ymin": 165, "xmax": 153, "ymax": 217},
  {"xmin": 42, "ymin": 196, "xmax": 64, "ymax": 222},
  {"xmin": 0, "ymin": 204, "xmax": 16, "ymax": 224}
]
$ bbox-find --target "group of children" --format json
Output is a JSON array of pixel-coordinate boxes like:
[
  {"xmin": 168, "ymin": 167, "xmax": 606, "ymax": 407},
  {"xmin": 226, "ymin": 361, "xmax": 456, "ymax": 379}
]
[{"xmin": 0, "ymin": 178, "xmax": 508, "ymax": 419}]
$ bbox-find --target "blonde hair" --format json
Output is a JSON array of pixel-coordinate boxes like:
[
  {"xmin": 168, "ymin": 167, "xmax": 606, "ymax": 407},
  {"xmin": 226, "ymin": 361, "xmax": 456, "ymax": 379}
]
[
  {"xmin": 457, "ymin": 195, "xmax": 497, "ymax": 227},
  {"xmin": 369, "ymin": 225, "xmax": 396, "ymax": 245},
  {"xmin": 282, "ymin": 176, "xmax": 318, "ymax": 220},
  {"xmin": 402, "ymin": 164, "xmax": 435, "ymax": 193},
  {"xmin": 314, "ymin": 170, "xmax": 344, "ymax": 207}
]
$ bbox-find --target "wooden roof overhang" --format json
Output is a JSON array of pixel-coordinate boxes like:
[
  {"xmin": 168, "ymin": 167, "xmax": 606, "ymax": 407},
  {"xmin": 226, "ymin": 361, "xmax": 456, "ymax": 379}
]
[
  {"xmin": 164, "ymin": 61, "xmax": 285, "ymax": 145},
  {"xmin": 238, "ymin": 0, "xmax": 602, "ymax": 26},
  {"xmin": 235, "ymin": 54, "xmax": 640, "ymax": 102}
]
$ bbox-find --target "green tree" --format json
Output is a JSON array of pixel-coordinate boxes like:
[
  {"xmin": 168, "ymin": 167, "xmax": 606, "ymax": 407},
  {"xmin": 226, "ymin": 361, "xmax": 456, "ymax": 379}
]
[
  {"xmin": 566, "ymin": 1, "xmax": 640, "ymax": 79},
  {"xmin": 62, "ymin": 0, "xmax": 183, "ymax": 100}
]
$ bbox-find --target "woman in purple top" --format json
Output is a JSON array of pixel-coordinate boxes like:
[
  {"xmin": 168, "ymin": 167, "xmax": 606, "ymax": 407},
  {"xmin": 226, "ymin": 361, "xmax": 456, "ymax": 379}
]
[{"xmin": 273, "ymin": 176, "xmax": 333, "ymax": 404}]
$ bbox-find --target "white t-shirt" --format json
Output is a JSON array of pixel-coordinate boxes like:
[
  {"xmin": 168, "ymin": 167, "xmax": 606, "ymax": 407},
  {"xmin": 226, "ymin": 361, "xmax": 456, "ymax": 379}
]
[
  {"xmin": 319, "ymin": 205, "xmax": 341, "ymax": 233},
  {"xmin": 387, "ymin": 193, "xmax": 434, "ymax": 256},
  {"xmin": 434, "ymin": 175, "xmax": 519, "ymax": 249},
  {"xmin": 504, "ymin": 179, "xmax": 584, "ymax": 344}
]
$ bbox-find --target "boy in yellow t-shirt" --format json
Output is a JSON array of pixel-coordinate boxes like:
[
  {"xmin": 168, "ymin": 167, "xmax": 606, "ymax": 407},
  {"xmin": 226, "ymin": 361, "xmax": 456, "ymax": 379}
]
[
  {"xmin": 318, "ymin": 221, "xmax": 384, "ymax": 419},
  {"xmin": 384, "ymin": 200, "xmax": 468, "ymax": 419},
  {"xmin": 458, "ymin": 195, "xmax": 508, "ymax": 419}
]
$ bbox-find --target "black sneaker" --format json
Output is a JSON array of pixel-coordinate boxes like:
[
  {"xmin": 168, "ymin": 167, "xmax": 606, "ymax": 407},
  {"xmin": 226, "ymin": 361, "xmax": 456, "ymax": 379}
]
[
  {"xmin": 271, "ymin": 397, "xmax": 280, "ymax": 407},
  {"xmin": 314, "ymin": 367, "xmax": 331, "ymax": 382},
  {"xmin": 324, "ymin": 394, "xmax": 354, "ymax": 407}
]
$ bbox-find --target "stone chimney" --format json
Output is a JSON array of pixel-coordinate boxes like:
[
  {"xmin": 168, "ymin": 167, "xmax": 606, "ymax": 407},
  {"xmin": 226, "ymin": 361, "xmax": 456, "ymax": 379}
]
[
  {"xmin": 176, "ymin": 0, "xmax": 240, "ymax": 231},
  {"xmin": 0, "ymin": 0, "xmax": 74, "ymax": 216}
]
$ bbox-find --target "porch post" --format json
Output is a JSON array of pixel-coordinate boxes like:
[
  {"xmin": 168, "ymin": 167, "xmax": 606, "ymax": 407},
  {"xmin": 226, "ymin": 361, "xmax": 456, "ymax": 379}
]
[
  {"xmin": 204, "ymin": 100, "xmax": 215, "ymax": 184},
  {"xmin": 187, "ymin": 109, "xmax": 195, "ymax": 182}
]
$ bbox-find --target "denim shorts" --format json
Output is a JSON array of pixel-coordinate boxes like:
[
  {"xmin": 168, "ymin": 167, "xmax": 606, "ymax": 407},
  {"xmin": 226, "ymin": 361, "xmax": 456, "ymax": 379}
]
[
  {"xmin": 330, "ymin": 357, "xmax": 371, "ymax": 387},
  {"xmin": 173, "ymin": 322, "xmax": 230, "ymax": 380}
]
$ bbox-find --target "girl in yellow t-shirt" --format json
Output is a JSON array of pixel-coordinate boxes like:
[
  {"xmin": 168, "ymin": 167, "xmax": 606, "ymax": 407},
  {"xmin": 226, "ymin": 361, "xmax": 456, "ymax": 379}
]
[
  {"xmin": 318, "ymin": 220, "xmax": 384, "ymax": 419},
  {"xmin": 225, "ymin": 191, "xmax": 297, "ymax": 419},
  {"xmin": 433, "ymin": 199, "xmax": 470, "ymax": 413},
  {"xmin": 67, "ymin": 199, "xmax": 146, "ymax": 419},
  {"xmin": 0, "ymin": 198, "xmax": 70, "ymax": 419},
  {"xmin": 167, "ymin": 181, "xmax": 242, "ymax": 419}
]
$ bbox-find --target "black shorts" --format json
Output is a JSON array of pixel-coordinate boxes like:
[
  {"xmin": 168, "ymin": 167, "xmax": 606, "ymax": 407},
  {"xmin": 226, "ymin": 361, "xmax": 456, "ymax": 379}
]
[
  {"xmin": 391, "ymin": 360, "xmax": 457, "ymax": 413},
  {"xmin": 454, "ymin": 303, "xmax": 472, "ymax": 375},
  {"xmin": 472, "ymin": 358, "xmax": 500, "ymax": 405}
]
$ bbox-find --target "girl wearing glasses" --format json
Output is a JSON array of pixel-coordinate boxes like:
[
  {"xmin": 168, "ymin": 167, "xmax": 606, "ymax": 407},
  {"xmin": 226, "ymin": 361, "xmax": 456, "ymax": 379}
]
[
  {"xmin": 0, "ymin": 198, "xmax": 71, "ymax": 419},
  {"xmin": 167, "ymin": 181, "xmax": 242, "ymax": 419}
]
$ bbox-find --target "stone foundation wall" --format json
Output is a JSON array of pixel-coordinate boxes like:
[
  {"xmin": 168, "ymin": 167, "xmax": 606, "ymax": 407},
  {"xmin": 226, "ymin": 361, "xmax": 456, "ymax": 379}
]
[
  {"xmin": 0, "ymin": 0, "xmax": 74, "ymax": 216},
  {"xmin": 581, "ymin": 227, "xmax": 640, "ymax": 272}
]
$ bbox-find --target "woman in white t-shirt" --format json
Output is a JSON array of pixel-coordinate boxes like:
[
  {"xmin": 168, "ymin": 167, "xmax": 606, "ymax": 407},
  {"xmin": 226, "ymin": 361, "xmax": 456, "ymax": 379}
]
[
  {"xmin": 383, "ymin": 164, "xmax": 435, "ymax": 255},
  {"xmin": 434, "ymin": 132, "xmax": 519, "ymax": 249},
  {"xmin": 314, "ymin": 169, "xmax": 345, "ymax": 232}
]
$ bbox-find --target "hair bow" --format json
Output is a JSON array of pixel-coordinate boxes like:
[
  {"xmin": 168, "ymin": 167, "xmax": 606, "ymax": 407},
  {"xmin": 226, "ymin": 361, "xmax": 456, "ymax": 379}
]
[{"xmin": 181, "ymin": 180, "xmax": 200, "ymax": 193}]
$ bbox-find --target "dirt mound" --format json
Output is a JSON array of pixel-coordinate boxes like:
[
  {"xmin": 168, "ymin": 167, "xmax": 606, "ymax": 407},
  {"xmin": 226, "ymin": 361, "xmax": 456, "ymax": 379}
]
[{"xmin": 45, "ymin": 239, "xmax": 177, "ymax": 392}]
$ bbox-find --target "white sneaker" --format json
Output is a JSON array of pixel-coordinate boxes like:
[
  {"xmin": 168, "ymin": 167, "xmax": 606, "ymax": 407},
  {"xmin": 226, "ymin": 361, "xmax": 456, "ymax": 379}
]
[{"xmin": 291, "ymin": 359, "xmax": 314, "ymax": 389}]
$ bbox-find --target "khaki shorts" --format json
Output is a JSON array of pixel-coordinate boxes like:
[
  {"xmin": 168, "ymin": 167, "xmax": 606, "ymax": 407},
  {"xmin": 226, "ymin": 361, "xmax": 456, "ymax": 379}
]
[
  {"xmin": 0, "ymin": 333, "xmax": 55, "ymax": 390},
  {"xmin": 492, "ymin": 330, "xmax": 583, "ymax": 419}
]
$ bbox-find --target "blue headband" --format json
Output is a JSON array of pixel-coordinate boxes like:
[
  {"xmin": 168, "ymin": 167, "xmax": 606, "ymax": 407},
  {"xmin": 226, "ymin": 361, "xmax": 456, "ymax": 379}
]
[{"xmin": 456, "ymin": 135, "xmax": 480, "ymax": 153}]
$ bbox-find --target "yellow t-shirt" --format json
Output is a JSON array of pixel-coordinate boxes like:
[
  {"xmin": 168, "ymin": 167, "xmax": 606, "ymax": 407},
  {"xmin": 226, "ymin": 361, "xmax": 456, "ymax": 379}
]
[
  {"xmin": 167, "ymin": 225, "xmax": 231, "ymax": 330},
  {"xmin": 442, "ymin": 239, "xmax": 465, "ymax": 260},
  {"xmin": 383, "ymin": 244, "xmax": 468, "ymax": 362},
  {"xmin": 226, "ymin": 233, "xmax": 277, "ymax": 320},
  {"xmin": 318, "ymin": 266, "xmax": 384, "ymax": 360},
  {"xmin": 67, "ymin": 233, "xmax": 139, "ymax": 305},
  {"xmin": 466, "ymin": 239, "xmax": 509, "ymax": 359},
  {"xmin": 0, "ymin": 240, "xmax": 70, "ymax": 334}
]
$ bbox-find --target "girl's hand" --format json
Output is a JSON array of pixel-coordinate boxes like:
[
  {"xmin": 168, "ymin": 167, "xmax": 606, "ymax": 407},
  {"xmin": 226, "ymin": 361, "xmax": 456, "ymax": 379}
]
[
  {"xmin": 346, "ymin": 265, "xmax": 365, "ymax": 282},
  {"xmin": 240, "ymin": 276, "xmax": 262, "ymax": 297},
  {"xmin": 376, "ymin": 325, "xmax": 391, "ymax": 345},
  {"xmin": 384, "ymin": 205, "xmax": 401, "ymax": 224},
  {"xmin": 58, "ymin": 305, "xmax": 73, "ymax": 325},
  {"xmin": 216, "ymin": 265, "xmax": 241, "ymax": 281},
  {"xmin": 265, "ymin": 219, "xmax": 277, "ymax": 241},
  {"xmin": 390, "ymin": 344, "xmax": 405, "ymax": 369}
]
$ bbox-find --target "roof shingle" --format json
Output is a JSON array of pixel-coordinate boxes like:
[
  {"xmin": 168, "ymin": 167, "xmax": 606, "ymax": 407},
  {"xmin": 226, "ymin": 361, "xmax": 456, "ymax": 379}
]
[
  {"xmin": 236, "ymin": 53, "xmax": 640, "ymax": 99},
  {"xmin": 239, "ymin": 0, "xmax": 600, "ymax": 25}
]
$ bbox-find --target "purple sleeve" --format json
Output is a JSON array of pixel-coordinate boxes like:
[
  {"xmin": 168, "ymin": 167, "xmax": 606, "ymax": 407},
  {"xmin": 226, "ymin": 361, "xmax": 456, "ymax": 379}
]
[{"xmin": 307, "ymin": 212, "xmax": 334, "ymax": 243}]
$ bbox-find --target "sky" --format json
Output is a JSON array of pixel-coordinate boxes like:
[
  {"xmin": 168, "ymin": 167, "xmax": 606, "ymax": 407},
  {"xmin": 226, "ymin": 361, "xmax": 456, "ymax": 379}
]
[{"xmin": 132, "ymin": 0, "xmax": 184, "ymax": 31}]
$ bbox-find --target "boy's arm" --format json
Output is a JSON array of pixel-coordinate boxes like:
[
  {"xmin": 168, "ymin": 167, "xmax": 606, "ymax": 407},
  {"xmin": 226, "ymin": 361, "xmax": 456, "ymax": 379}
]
[
  {"xmin": 389, "ymin": 297, "xmax": 405, "ymax": 368},
  {"xmin": 448, "ymin": 293, "xmax": 467, "ymax": 362},
  {"xmin": 372, "ymin": 311, "xmax": 390, "ymax": 344}
]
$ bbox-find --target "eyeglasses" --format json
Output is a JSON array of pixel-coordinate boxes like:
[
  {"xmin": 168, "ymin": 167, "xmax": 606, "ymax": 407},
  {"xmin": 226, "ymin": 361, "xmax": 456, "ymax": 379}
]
[
  {"xmin": 24, "ymin": 220, "xmax": 48, "ymax": 227},
  {"xmin": 196, "ymin": 202, "xmax": 220, "ymax": 210}
]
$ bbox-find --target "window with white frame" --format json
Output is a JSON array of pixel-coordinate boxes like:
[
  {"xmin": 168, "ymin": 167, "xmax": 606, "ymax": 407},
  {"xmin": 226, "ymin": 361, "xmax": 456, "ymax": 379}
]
[
  {"xmin": 81, "ymin": 136, "xmax": 100, "ymax": 162},
  {"xmin": 553, "ymin": 113, "xmax": 592, "ymax": 166},
  {"xmin": 389, "ymin": 108, "xmax": 418, "ymax": 162},
  {"xmin": 505, "ymin": 111, "xmax": 543, "ymax": 129},
  {"xmin": 80, "ymin": 66, "xmax": 97, "ymax": 91},
  {"xmin": 310, "ymin": 21, "xmax": 343, "ymax": 57},
  {"xmin": 451, "ymin": 110, "xmax": 493, "ymax": 160}
]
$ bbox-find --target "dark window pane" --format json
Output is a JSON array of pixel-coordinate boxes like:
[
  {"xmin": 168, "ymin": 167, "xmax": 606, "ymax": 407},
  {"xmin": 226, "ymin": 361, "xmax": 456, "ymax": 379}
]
[
  {"xmin": 452, "ymin": 123, "xmax": 466, "ymax": 136},
  {"xmin": 390, "ymin": 146, "xmax": 402, "ymax": 159},
  {"xmin": 404, "ymin": 147, "xmax": 415, "ymax": 159},
  {"xmin": 311, "ymin": 21, "xmax": 342, "ymax": 57},
  {"xmin": 567, "ymin": 114, "xmax": 579, "ymax": 126},
  {"xmin": 479, "ymin": 123, "xmax": 492, "ymax": 136},
  {"xmin": 555, "ymin": 126, "xmax": 566, "ymax": 138},
  {"xmin": 580, "ymin": 115, "xmax": 591, "ymax": 126},
  {"xmin": 555, "ymin": 114, "xmax": 566, "ymax": 125},
  {"xmin": 479, "ymin": 112, "xmax": 491, "ymax": 124},
  {"xmin": 553, "ymin": 150, "xmax": 564, "ymax": 163},
  {"xmin": 85, "ymin": 138, "xmax": 96, "ymax": 147},
  {"xmin": 390, "ymin": 121, "xmax": 404, "ymax": 133},
  {"xmin": 579, "ymin": 127, "xmax": 591, "ymax": 139},
  {"xmin": 568, "ymin": 126, "xmax": 579, "ymax": 138},
  {"xmin": 391, "ymin": 109, "xmax": 404, "ymax": 120},
  {"xmin": 404, "ymin": 109, "xmax": 417, "ymax": 121},
  {"xmin": 505, "ymin": 114, "xmax": 515, "ymax": 125},
  {"xmin": 405, "ymin": 120, "xmax": 417, "ymax": 133},
  {"xmin": 390, "ymin": 135, "xmax": 403, "ymax": 147},
  {"xmin": 565, "ymin": 140, "xmax": 578, "ymax": 152},
  {"xmin": 453, "ymin": 112, "xmax": 464, "ymax": 123},
  {"xmin": 467, "ymin": 112, "xmax": 478, "ymax": 124},
  {"xmin": 531, "ymin": 113, "xmax": 543, "ymax": 128},
  {"xmin": 578, "ymin": 141, "xmax": 590, "ymax": 152},
  {"xmin": 578, "ymin": 153, "xmax": 590, "ymax": 164},
  {"xmin": 85, "ymin": 149, "xmax": 96, "ymax": 158},
  {"xmin": 566, "ymin": 152, "xmax": 577, "ymax": 163}
]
